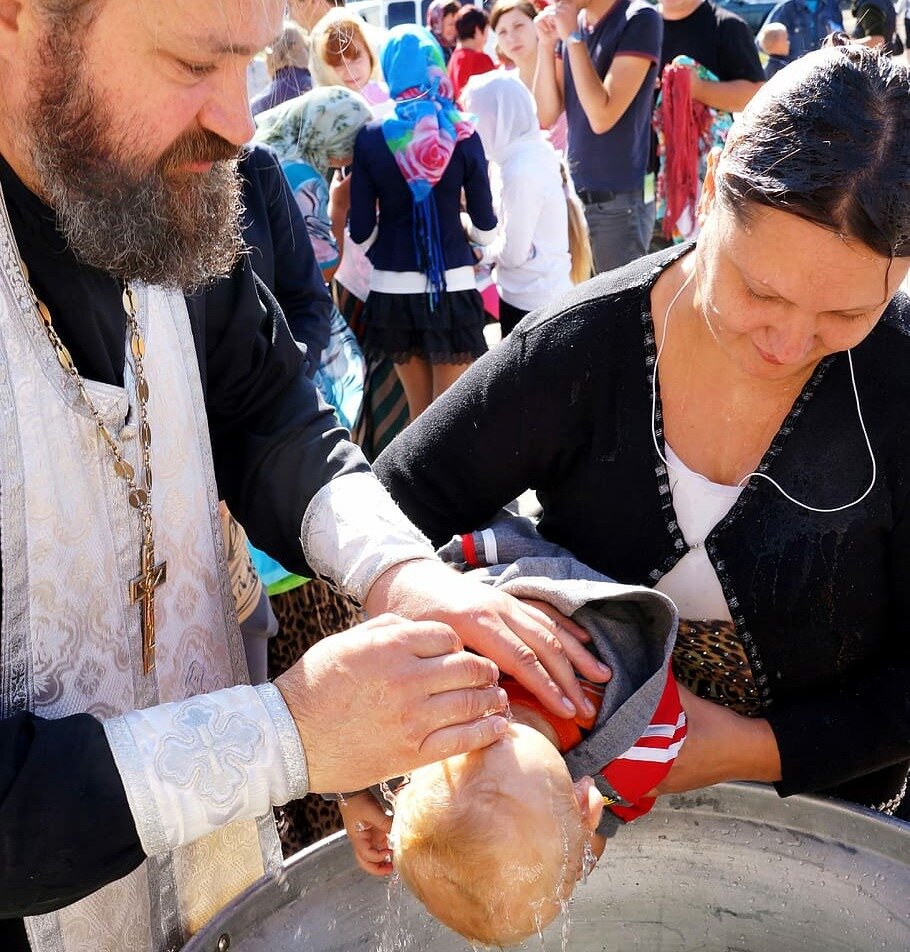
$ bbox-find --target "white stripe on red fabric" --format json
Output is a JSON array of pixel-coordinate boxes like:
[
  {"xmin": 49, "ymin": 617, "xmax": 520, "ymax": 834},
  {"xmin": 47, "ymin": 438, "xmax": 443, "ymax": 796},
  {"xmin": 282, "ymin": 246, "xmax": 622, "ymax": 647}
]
[
  {"xmin": 640, "ymin": 713, "xmax": 687, "ymax": 739},
  {"xmin": 614, "ymin": 739, "xmax": 686, "ymax": 764}
]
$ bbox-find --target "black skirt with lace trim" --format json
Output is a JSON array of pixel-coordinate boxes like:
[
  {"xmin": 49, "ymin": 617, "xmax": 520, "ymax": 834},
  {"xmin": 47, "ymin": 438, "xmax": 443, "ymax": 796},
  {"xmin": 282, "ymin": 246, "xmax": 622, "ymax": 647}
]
[{"xmin": 363, "ymin": 288, "xmax": 487, "ymax": 365}]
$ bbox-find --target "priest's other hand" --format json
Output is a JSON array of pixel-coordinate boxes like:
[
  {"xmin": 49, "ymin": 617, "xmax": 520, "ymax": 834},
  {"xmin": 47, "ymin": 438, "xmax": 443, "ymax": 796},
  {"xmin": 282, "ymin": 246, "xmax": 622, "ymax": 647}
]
[
  {"xmin": 363, "ymin": 558, "xmax": 611, "ymax": 723},
  {"xmin": 274, "ymin": 612, "xmax": 509, "ymax": 793}
]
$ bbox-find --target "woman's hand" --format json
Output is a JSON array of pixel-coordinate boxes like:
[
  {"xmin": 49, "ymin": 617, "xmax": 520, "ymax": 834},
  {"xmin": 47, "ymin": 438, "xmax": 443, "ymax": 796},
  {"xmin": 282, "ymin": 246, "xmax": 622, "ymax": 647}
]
[
  {"xmin": 328, "ymin": 170, "xmax": 352, "ymax": 217},
  {"xmin": 551, "ymin": 0, "xmax": 581, "ymax": 42},
  {"xmin": 534, "ymin": 7, "xmax": 561, "ymax": 49},
  {"xmin": 365, "ymin": 559, "xmax": 612, "ymax": 722},
  {"xmin": 338, "ymin": 791, "xmax": 394, "ymax": 877},
  {"xmin": 650, "ymin": 684, "xmax": 782, "ymax": 795},
  {"xmin": 328, "ymin": 171, "xmax": 352, "ymax": 256}
]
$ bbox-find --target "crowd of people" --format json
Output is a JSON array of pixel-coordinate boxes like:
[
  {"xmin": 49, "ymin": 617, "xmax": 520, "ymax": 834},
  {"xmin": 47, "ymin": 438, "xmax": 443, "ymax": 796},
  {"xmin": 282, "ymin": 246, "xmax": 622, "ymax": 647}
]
[
  {"xmin": 0, "ymin": 0, "xmax": 907, "ymax": 951},
  {"xmin": 251, "ymin": 0, "xmax": 771, "ymax": 429}
]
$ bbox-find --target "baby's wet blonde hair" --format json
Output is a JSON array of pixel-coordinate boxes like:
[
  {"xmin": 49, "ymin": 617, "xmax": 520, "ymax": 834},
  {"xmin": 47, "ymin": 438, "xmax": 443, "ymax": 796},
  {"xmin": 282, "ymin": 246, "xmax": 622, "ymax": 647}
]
[{"xmin": 393, "ymin": 750, "xmax": 586, "ymax": 948}]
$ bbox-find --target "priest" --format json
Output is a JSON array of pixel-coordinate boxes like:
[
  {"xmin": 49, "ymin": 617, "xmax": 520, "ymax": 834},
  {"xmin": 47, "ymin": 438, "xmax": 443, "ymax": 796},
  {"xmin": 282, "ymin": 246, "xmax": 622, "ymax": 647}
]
[{"xmin": 0, "ymin": 1, "xmax": 608, "ymax": 950}]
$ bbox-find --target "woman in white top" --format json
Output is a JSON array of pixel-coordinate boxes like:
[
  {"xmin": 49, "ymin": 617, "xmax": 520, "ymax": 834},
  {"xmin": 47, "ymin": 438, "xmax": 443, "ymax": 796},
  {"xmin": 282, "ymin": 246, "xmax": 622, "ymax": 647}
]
[
  {"xmin": 490, "ymin": 0, "xmax": 568, "ymax": 152},
  {"xmin": 463, "ymin": 72, "xmax": 587, "ymax": 335}
]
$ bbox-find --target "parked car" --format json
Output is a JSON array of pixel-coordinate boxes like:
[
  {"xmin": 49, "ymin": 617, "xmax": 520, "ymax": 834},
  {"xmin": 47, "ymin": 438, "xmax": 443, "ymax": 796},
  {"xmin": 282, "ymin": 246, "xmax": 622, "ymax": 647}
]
[
  {"xmin": 346, "ymin": 0, "xmax": 424, "ymax": 31},
  {"xmin": 346, "ymin": 0, "xmax": 485, "ymax": 33}
]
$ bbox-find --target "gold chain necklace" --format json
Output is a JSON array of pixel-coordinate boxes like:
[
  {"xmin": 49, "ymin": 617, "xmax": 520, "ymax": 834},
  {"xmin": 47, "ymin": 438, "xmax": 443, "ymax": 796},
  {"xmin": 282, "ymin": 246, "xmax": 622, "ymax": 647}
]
[{"xmin": 21, "ymin": 262, "xmax": 166, "ymax": 673}]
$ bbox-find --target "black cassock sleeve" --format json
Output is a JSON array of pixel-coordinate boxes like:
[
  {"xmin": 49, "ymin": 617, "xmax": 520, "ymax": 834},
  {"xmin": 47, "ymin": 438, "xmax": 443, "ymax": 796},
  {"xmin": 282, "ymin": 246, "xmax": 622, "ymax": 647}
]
[
  {"xmin": 0, "ymin": 258, "xmax": 369, "ymax": 922},
  {"xmin": 238, "ymin": 144, "xmax": 333, "ymax": 372},
  {"xmin": 0, "ymin": 713, "xmax": 143, "ymax": 920},
  {"xmin": 188, "ymin": 255, "xmax": 370, "ymax": 576}
]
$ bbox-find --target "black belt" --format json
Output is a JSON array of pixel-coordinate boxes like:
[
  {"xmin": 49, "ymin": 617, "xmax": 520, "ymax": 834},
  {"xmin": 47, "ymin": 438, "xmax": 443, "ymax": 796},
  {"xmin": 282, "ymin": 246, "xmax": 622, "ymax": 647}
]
[{"xmin": 577, "ymin": 188, "xmax": 617, "ymax": 205}]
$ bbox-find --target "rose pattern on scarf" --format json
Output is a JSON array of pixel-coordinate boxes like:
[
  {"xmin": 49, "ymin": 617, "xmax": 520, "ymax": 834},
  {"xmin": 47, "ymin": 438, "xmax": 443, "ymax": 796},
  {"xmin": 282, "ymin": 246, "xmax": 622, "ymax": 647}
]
[
  {"xmin": 381, "ymin": 27, "xmax": 475, "ymax": 200},
  {"xmin": 396, "ymin": 117, "xmax": 456, "ymax": 186}
]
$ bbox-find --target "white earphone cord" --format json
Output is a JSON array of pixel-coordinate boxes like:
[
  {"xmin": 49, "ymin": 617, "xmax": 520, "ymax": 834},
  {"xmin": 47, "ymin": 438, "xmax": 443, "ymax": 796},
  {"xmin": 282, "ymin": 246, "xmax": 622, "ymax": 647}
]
[{"xmin": 650, "ymin": 272, "xmax": 877, "ymax": 515}]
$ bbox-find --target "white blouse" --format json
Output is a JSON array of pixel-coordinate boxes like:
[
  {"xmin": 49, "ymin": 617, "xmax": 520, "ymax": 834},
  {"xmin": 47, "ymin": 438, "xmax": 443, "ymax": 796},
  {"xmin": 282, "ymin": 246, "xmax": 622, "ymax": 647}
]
[{"xmin": 654, "ymin": 444, "xmax": 744, "ymax": 621}]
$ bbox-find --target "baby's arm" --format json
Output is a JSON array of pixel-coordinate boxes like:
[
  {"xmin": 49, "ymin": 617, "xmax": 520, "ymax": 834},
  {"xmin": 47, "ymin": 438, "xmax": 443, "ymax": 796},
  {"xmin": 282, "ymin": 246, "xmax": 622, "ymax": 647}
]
[
  {"xmin": 599, "ymin": 672, "xmax": 687, "ymax": 823},
  {"xmin": 338, "ymin": 791, "xmax": 394, "ymax": 877}
]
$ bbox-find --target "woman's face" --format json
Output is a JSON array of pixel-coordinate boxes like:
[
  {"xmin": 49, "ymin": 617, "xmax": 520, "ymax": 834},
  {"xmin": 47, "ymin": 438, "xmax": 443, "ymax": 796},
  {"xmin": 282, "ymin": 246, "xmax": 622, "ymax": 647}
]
[
  {"xmin": 441, "ymin": 12, "xmax": 458, "ymax": 44},
  {"xmin": 494, "ymin": 9, "xmax": 538, "ymax": 65},
  {"xmin": 694, "ymin": 195, "xmax": 910, "ymax": 383},
  {"xmin": 333, "ymin": 42, "xmax": 372, "ymax": 92}
]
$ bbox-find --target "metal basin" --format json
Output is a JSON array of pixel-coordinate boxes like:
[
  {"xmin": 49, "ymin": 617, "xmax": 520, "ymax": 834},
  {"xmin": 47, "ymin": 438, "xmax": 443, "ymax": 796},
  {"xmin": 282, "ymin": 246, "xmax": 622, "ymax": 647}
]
[{"xmin": 184, "ymin": 783, "xmax": 910, "ymax": 951}]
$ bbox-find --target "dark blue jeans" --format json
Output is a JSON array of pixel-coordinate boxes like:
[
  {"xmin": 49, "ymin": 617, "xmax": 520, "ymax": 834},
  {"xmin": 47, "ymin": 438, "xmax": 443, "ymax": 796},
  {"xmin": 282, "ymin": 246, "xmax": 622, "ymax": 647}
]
[{"xmin": 582, "ymin": 192, "xmax": 655, "ymax": 275}]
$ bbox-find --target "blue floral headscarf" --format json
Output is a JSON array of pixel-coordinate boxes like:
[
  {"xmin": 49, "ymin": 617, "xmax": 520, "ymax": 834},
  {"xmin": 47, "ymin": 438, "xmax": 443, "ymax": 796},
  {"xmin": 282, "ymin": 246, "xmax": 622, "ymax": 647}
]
[{"xmin": 380, "ymin": 24, "xmax": 475, "ymax": 308}]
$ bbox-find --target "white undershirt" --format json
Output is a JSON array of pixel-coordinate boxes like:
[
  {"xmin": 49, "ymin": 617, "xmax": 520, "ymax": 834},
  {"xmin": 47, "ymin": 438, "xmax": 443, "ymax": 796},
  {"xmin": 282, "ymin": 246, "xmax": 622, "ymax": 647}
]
[{"xmin": 654, "ymin": 444, "xmax": 744, "ymax": 621}]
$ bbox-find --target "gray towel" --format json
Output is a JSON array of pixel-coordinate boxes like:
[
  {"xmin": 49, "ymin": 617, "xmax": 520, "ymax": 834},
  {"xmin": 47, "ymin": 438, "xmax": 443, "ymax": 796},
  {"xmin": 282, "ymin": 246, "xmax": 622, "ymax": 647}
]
[{"xmin": 439, "ymin": 514, "xmax": 680, "ymax": 834}]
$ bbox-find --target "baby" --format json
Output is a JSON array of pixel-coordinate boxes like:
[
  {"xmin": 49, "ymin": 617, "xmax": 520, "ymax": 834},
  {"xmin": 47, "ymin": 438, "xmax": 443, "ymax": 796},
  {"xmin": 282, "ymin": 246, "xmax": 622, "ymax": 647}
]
[{"xmin": 339, "ymin": 516, "xmax": 684, "ymax": 947}]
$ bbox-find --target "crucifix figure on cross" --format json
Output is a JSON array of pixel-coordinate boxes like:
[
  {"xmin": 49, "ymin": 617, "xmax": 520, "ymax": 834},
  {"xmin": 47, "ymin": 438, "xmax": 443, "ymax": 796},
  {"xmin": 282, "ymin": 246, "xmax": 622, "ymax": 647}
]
[{"xmin": 130, "ymin": 540, "xmax": 168, "ymax": 674}]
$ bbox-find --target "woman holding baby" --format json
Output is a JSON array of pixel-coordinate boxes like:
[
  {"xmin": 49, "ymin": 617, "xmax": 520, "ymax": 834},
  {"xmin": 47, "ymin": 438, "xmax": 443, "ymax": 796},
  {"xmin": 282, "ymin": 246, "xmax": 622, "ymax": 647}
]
[{"xmin": 375, "ymin": 42, "xmax": 910, "ymax": 822}]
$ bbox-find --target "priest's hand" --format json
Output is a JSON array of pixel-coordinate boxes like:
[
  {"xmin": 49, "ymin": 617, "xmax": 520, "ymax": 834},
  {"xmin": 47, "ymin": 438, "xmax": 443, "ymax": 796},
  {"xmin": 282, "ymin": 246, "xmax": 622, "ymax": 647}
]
[
  {"xmin": 363, "ymin": 558, "xmax": 611, "ymax": 723},
  {"xmin": 274, "ymin": 612, "xmax": 509, "ymax": 793}
]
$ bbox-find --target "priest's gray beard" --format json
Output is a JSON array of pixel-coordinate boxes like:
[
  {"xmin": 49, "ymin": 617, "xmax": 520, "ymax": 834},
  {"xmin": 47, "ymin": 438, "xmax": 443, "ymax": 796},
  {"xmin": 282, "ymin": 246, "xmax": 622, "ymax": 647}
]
[{"xmin": 26, "ymin": 26, "xmax": 244, "ymax": 290}]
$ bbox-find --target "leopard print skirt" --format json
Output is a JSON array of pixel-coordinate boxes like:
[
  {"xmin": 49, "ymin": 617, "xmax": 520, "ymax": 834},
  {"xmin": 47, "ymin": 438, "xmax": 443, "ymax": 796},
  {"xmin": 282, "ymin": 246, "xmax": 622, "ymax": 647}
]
[
  {"xmin": 268, "ymin": 580, "xmax": 363, "ymax": 858},
  {"xmin": 671, "ymin": 619, "xmax": 761, "ymax": 717}
]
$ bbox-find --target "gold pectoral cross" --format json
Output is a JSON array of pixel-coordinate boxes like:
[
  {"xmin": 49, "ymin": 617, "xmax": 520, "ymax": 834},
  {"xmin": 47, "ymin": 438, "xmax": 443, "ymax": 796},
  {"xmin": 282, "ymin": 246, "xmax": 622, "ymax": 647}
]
[{"xmin": 130, "ymin": 543, "xmax": 168, "ymax": 674}]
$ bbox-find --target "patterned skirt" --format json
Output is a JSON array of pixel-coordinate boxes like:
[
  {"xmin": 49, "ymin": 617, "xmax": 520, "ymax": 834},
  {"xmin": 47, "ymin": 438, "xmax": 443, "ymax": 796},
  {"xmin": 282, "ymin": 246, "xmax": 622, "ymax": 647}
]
[
  {"xmin": 335, "ymin": 281, "xmax": 409, "ymax": 461},
  {"xmin": 671, "ymin": 619, "xmax": 761, "ymax": 716}
]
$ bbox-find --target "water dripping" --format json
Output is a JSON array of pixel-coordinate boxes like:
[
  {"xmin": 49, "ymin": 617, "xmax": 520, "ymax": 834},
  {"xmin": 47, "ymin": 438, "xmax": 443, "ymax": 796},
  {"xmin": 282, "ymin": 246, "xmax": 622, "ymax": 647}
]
[
  {"xmin": 375, "ymin": 871, "xmax": 415, "ymax": 952},
  {"xmin": 581, "ymin": 839, "xmax": 597, "ymax": 884},
  {"xmin": 533, "ymin": 905, "xmax": 547, "ymax": 952},
  {"xmin": 380, "ymin": 776, "xmax": 408, "ymax": 815},
  {"xmin": 559, "ymin": 898, "xmax": 573, "ymax": 952}
]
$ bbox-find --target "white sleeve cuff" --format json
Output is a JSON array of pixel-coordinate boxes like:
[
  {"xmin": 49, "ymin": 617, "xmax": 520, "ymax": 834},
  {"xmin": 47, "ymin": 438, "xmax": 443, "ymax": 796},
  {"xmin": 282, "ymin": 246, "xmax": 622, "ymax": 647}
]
[
  {"xmin": 300, "ymin": 471, "xmax": 435, "ymax": 604},
  {"xmin": 467, "ymin": 223, "xmax": 498, "ymax": 246},
  {"xmin": 102, "ymin": 683, "xmax": 308, "ymax": 856},
  {"xmin": 351, "ymin": 224, "xmax": 379, "ymax": 254},
  {"xmin": 478, "ymin": 242, "xmax": 498, "ymax": 267}
]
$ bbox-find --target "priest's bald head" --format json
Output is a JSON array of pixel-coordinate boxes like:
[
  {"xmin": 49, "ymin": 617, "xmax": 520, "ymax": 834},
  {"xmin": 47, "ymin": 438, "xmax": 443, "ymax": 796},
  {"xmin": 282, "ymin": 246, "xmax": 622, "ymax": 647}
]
[{"xmin": 0, "ymin": 0, "xmax": 285, "ymax": 288}]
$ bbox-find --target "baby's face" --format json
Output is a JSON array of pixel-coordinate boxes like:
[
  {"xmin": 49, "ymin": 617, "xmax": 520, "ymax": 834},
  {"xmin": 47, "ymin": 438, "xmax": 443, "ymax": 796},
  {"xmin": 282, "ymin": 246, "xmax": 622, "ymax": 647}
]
[{"xmin": 393, "ymin": 723, "xmax": 601, "ymax": 946}]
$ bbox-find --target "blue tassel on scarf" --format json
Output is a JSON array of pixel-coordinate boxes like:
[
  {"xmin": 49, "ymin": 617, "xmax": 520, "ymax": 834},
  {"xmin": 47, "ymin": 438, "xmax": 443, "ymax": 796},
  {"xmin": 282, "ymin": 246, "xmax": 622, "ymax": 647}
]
[{"xmin": 413, "ymin": 193, "xmax": 447, "ymax": 313}]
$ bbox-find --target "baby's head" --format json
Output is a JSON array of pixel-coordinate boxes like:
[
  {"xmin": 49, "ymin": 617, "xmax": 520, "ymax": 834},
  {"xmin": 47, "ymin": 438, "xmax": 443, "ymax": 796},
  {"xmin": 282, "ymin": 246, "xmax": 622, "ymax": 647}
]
[{"xmin": 391, "ymin": 722, "xmax": 603, "ymax": 948}]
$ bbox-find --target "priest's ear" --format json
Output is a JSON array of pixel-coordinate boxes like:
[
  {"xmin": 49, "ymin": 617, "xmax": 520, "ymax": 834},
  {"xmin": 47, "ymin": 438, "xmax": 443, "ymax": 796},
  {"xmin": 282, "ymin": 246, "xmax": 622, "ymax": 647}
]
[
  {"xmin": 0, "ymin": 1, "xmax": 20, "ymax": 38},
  {"xmin": 0, "ymin": 1, "xmax": 28, "ymax": 69}
]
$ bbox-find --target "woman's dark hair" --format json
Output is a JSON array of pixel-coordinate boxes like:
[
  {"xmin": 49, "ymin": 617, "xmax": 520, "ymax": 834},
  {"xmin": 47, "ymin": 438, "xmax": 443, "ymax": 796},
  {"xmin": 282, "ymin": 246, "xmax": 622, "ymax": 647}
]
[
  {"xmin": 715, "ymin": 44, "xmax": 910, "ymax": 258},
  {"xmin": 454, "ymin": 5, "xmax": 489, "ymax": 40}
]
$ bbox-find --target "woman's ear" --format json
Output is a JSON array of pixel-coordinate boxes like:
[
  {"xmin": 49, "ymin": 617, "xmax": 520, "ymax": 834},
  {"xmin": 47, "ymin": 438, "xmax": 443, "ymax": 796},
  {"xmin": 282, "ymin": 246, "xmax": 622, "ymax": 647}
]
[
  {"xmin": 697, "ymin": 146, "xmax": 723, "ymax": 225},
  {"xmin": 573, "ymin": 775, "xmax": 604, "ymax": 833}
]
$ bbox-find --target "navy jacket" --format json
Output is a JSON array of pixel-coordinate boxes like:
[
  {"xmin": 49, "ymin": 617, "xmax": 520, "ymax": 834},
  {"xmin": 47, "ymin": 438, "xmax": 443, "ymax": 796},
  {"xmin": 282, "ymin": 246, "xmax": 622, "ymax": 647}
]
[{"xmin": 231, "ymin": 143, "xmax": 332, "ymax": 373}]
